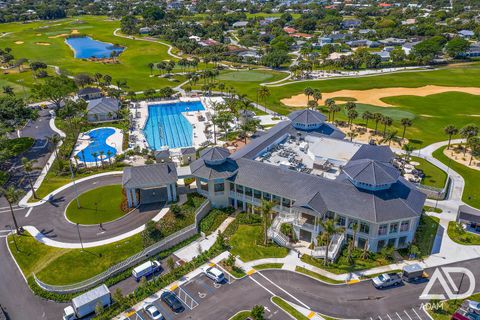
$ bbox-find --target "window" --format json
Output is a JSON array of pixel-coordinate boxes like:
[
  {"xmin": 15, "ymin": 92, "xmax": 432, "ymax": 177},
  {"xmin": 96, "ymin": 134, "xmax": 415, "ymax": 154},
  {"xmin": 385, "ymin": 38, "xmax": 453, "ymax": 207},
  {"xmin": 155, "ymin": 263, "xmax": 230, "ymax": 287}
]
[
  {"xmin": 254, "ymin": 189, "xmax": 262, "ymax": 199},
  {"xmin": 378, "ymin": 224, "xmax": 387, "ymax": 236},
  {"xmin": 272, "ymin": 194, "xmax": 281, "ymax": 205},
  {"xmin": 282, "ymin": 198, "xmax": 291, "ymax": 208},
  {"xmin": 337, "ymin": 215, "xmax": 346, "ymax": 227},
  {"xmin": 236, "ymin": 184, "xmax": 243, "ymax": 194},
  {"xmin": 348, "ymin": 219, "xmax": 358, "ymax": 230},
  {"xmin": 377, "ymin": 240, "xmax": 386, "ymax": 250},
  {"xmin": 263, "ymin": 192, "xmax": 271, "ymax": 201},
  {"xmin": 214, "ymin": 183, "xmax": 224, "ymax": 193},
  {"xmin": 388, "ymin": 238, "xmax": 396, "ymax": 247},
  {"xmin": 229, "ymin": 182, "xmax": 235, "ymax": 191},
  {"xmin": 359, "ymin": 222, "xmax": 370, "ymax": 234},
  {"xmin": 400, "ymin": 220, "xmax": 410, "ymax": 232},
  {"xmin": 200, "ymin": 179, "xmax": 208, "ymax": 192},
  {"xmin": 245, "ymin": 187, "xmax": 252, "ymax": 197},
  {"xmin": 357, "ymin": 237, "xmax": 367, "ymax": 249},
  {"xmin": 389, "ymin": 223, "xmax": 399, "ymax": 234},
  {"xmin": 325, "ymin": 211, "xmax": 335, "ymax": 220}
]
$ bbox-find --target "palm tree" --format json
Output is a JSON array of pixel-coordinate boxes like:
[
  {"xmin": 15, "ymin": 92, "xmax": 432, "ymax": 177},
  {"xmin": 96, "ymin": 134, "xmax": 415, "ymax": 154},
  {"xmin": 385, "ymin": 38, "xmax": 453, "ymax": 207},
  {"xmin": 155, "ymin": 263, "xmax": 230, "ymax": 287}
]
[
  {"xmin": 258, "ymin": 86, "xmax": 270, "ymax": 112},
  {"xmin": 468, "ymin": 136, "xmax": 480, "ymax": 165},
  {"xmin": 47, "ymin": 134, "xmax": 63, "ymax": 160},
  {"xmin": 312, "ymin": 89, "xmax": 322, "ymax": 103},
  {"xmin": 347, "ymin": 109, "xmax": 358, "ymax": 129},
  {"xmin": 0, "ymin": 186, "xmax": 24, "ymax": 234},
  {"xmin": 107, "ymin": 150, "xmax": 113, "ymax": 166},
  {"xmin": 318, "ymin": 218, "xmax": 344, "ymax": 266},
  {"xmin": 325, "ymin": 99, "xmax": 335, "ymax": 122},
  {"xmin": 307, "ymin": 100, "xmax": 318, "ymax": 110},
  {"xmin": 381, "ymin": 116, "xmax": 393, "ymax": 137},
  {"xmin": 303, "ymin": 87, "xmax": 314, "ymax": 102},
  {"xmin": 400, "ymin": 118, "xmax": 413, "ymax": 143},
  {"xmin": 347, "ymin": 131, "xmax": 358, "ymax": 142},
  {"xmin": 92, "ymin": 152, "xmax": 99, "ymax": 168},
  {"xmin": 362, "ymin": 111, "xmax": 373, "ymax": 129},
  {"xmin": 373, "ymin": 113, "xmax": 383, "ymax": 134},
  {"xmin": 345, "ymin": 101, "xmax": 357, "ymax": 111},
  {"xmin": 444, "ymin": 125, "xmax": 459, "ymax": 150},
  {"xmin": 382, "ymin": 130, "xmax": 398, "ymax": 146},
  {"xmin": 460, "ymin": 124, "xmax": 479, "ymax": 155},
  {"xmin": 403, "ymin": 143, "xmax": 414, "ymax": 161},
  {"xmin": 2, "ymin": 85, "xmax": 14, "ymax": 96},
  {"xmin": 99, "ymin": 151, "xmax": 105, "ymax": 168},
  {"xmin": 21, "ymin": 157, "xmax": 38, "ymax": 199},
  {"xmin": 148, "ymin": 62, "xmax": 154, "ymax": 75},
  {"xmin": 260, "ymin": 200, "xmax": 274, "ymax": 246},
  {"xmin": 73, "ymin": 155, "xmax": 80, "ymax": 168},
  {"xmin": 81, "ymin": 149, "xmax": 86, "ymax": 163},
  {"xmin": 347, "ymin": 222, "xmax": 358, "ymax": 265}
]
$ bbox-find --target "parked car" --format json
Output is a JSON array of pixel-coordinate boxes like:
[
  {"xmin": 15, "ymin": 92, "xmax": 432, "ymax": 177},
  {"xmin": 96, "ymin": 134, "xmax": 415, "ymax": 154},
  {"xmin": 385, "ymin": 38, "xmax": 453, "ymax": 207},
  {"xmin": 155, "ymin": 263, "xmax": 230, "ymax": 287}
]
[
  {"xmin": 161, "ymin": 291, "xmax": 184, "ymax": 313},
  {"xmin": 143, "ymin": 304, "xmax": 164, "ymax": 320},
  {"xmin": 132, "ymin": 260, "xmax": 161, "ymax": 281},
  {"xmin": 468, "ymin": 300, "xmax": 480, "ymax": 314},
  {"xmin": 202, "ymin": 266, "xmax": 225, "ymax": 283},
  {"xmin": 372, "ymin": 273, "xmax": 403, "ymax": 289}
]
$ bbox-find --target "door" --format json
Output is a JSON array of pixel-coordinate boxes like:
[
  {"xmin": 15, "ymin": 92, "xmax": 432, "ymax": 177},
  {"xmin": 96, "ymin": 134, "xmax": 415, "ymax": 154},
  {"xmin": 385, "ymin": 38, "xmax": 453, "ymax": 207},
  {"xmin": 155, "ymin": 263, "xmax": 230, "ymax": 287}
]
[{"xmin": 299, "ymin": 229, "xmax": 312, "ymax": 242}]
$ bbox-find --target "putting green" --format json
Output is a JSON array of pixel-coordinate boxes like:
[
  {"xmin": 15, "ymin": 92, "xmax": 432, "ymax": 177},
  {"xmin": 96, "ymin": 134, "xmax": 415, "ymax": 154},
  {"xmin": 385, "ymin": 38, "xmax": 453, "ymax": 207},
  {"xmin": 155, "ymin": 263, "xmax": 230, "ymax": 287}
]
[{"xmin": 66, "ymin": 184, "xmax": 127, "ymax": 225}]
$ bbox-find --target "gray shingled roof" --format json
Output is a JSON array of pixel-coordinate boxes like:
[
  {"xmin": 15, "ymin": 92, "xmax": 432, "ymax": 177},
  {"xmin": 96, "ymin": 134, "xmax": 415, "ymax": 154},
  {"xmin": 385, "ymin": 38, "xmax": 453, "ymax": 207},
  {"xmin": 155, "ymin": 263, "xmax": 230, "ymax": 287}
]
[
  {"xmin": 190, "ymin": 157, "xmax": 238, "ymax": 180},
  {"xmin": 87, "ymin": 97, "xmax": 120, "ymax": 115},
  {"xmin": 180, "ymin": 147, "xmax": 196, "ymax": 155},
  {"xmin": 78, "ymin": 87, "xmax": 101, "ymax": 95},
  {"xmin": 122, "ymin": 163, "xmax": 177, "ymax": 188},
  {"xmin": 200, "ymin": 147, "xmax": 230, "ymax": 162},
  {"xmin": 350, "ymin": 144, "xmax": 394, "ymax": 163},
  {"xmin": 288, "ymin": 109, "xmax": 327, "ymax": 125},
  {"xmin": 342, "ymin": 159, "xmax": 400, "ymax": 186}
]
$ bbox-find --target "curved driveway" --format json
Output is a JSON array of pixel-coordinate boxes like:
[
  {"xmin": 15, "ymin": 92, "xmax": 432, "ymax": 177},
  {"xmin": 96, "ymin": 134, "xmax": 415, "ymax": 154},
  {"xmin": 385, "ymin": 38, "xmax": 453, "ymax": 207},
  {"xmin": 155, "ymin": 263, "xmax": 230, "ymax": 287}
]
[{"xmin": 18, "ymin": 175, "xmax": 162, "ymax": 243}]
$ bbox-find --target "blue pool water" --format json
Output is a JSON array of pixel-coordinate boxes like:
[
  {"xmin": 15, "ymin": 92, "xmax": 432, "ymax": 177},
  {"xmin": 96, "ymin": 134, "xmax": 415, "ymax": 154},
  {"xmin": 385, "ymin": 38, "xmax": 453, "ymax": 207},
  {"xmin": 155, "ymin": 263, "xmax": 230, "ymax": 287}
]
[
  {"xmin": 77, "ymin": 128, "xmax": 117, "ymax": 162},
  {"xmin": 144, "ymin": 101, "xmax": 205, "ymax": 150},
  {"xmin": 66, "ymin": 36, "xmax": 124, "ymax": 59}
]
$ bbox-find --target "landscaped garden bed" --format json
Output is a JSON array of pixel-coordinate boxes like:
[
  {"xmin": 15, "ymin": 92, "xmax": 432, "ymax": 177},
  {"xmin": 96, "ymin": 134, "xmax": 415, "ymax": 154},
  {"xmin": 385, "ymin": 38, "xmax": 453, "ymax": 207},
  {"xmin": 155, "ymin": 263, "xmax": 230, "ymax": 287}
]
[
  {"xmin": 199, "ymin": 207, "xmax": 233, "ymax": 235},
  {"xmin": 447, "ymin": 221, "xmax": 480, "ymax": 245},
  {"xmin": 65, "ymin": 184, "xmax": 128, "ymax": 224}
]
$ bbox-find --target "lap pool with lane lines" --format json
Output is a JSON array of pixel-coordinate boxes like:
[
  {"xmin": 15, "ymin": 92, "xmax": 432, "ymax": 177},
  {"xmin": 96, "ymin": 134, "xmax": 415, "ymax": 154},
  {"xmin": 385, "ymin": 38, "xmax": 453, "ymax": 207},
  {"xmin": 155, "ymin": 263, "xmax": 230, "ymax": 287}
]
[{"xmin": 143, "ymin": 101, "xmax": 205, "ymax": 150}]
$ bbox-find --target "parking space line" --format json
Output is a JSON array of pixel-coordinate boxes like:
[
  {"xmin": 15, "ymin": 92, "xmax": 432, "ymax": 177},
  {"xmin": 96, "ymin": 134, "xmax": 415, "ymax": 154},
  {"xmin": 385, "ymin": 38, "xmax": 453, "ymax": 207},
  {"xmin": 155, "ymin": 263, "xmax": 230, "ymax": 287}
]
[
  {"xmin": 396, "ymin": 312, "xmax": 402, "ymax": 320},
  {"xmin": 154, "ymin": 303, "xmax": 174, "ymax": 320},
  {"xmin": 257, "ymin": 272, "xmax": 310, "ymax": 310},
  {"xmin": 176, "ymin": 286, "xmax": 199, "ymax": 310},
  {"xmin": 249, "ymin": 275, "xmax": 276, "ymax": 296},
  {"xmin": 378, "ymin": 316, "xmax": 383, "ymax": 320},
  {"xmin": 135, "ymin": 312, "xmax": 145, "ymax": 320},
  {"xmin": 404, "ymin": 310, "xmax": 413, "ymax": 320},
  {"xmin": 411, "ymin": 308, "xmax": 422, "ymax": 320},
  {"xmin": 387, "ymin": 314, "xmax": 393, "ymax": 320}
]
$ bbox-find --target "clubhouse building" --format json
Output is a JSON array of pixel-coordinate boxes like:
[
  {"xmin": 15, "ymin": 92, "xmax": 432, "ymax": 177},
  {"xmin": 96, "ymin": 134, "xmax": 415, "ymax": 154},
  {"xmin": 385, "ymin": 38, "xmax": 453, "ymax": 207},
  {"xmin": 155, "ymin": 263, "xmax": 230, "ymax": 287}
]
[{"xmin": 123, "ymin": 109, "xmax": 426, "ymax": 256}]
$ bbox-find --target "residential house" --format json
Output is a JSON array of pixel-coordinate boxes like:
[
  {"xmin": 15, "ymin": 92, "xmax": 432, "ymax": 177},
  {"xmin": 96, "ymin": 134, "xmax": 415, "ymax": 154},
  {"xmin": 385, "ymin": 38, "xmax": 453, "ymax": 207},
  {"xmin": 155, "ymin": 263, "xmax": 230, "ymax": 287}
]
[
  {"xmin": 458, "ymin": 30, "xmax": 475, "ymax": 39},
  {"xmin": 78, "ymin": 87, "xmax": 103, "ymax": 101},
  {"xmin": 341, "ymin": 19, "xmax": 361, "ymax": 29},
  {"xmin": 232, "ymin": 21, "xmax": 248, "ymax": 28}
]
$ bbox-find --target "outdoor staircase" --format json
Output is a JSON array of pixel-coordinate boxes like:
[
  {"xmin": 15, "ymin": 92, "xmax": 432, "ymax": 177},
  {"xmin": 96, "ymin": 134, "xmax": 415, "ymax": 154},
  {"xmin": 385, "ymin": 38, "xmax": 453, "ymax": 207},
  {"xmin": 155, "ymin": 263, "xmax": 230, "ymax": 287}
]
[
  {"xmin": 268, "ymin": 214, "xmax": 294, "ymax": 247},
  {"xmin": 311, "ymin": 233, "xmax": 345, "ymax": 261}
]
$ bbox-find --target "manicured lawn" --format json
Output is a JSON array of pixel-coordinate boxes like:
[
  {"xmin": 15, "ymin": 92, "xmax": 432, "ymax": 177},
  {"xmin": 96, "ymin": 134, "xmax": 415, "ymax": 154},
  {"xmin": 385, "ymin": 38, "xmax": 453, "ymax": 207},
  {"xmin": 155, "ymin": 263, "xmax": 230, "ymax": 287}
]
[
  {"xmin": 0, "ymin": 16, "xmax": 184, "ymax": 93},
  {"xmin": 272, "ymin": 296, "xmax": 309, "ymax": 320},
  {"xmin": 423, "ymin": 206, "xmax": 443, "ymax": 213},
  {"xmin": 229, "ymin": 224, "xmax": 289, "ymax": 262},
  {"xmin": 295, "ymin": 266, "xmax": 344, "ymax": 284},
  {"xmin": 8, "ymin": 232, "xmax": 143, "ymax": 285},
  {"xmin": 428, "ymin": 293, "xmax": 480, "ymax": 320},
  {"xmin": 253, "ymin": 263, "xmax": 284, "ymax": 270},
  {"xmin": 300, "ymin": 248, "xmax": 393, "ymax": 275},
  {"xmin": 447, "ymin": 221, "xmax": 480, "ymax": 245},
  {"xmin": 413, "ymin": 215, "xmax": 440, "ymax": 257},
  {"xmin": 217, "ymin": 70, "xmax": 280, "ymax": 82},
  {"xmin": 410, "ymin": 156, "xmax": 448, "ymax": 189},
  {"xmin": 65, "ymin": 184, "xmax": 127, "ymax": 225},
  {"xmin": 229, "ymin": 311, "xmax": 251, "ymax": 320},
  {"xmin": 433, "ymin": 146, "xmax": 480, "ymax": 209},
  {"xmin": 341, "ymin": 103, "xmax": 415, "ymax": 121}
]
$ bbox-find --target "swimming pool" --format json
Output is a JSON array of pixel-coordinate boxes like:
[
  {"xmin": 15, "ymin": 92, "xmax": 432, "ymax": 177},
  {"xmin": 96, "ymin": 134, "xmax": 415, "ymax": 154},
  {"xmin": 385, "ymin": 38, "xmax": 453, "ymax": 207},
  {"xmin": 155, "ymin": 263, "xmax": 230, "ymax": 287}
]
[
  {"xmin": 144, "ymin": 101, "xmax": 205, "ymax": 150},
  {"xmin": 77, "ymin": 128, "xmax": 117, "ymax": 162},
  {"xmin": 65, "ymin": 36, "xmax": 124, "ymax": 59}
]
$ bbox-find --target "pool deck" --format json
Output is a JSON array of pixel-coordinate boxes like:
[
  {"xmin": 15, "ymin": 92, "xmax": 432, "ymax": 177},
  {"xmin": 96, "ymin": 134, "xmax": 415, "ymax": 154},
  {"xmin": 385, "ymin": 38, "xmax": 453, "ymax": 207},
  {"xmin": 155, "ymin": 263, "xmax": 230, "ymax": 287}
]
[
  {"xmin": 72, "ymin": 127, "xmax": 123, "ymax": 167},
  {"xmin": 130, "ymin": 97, "xmax": 225, "ymax": 152}
]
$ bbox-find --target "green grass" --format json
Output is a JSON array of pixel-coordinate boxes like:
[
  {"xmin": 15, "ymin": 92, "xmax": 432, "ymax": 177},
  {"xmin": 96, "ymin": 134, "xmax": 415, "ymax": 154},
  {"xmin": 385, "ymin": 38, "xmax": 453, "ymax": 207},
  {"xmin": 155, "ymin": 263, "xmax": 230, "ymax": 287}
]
[
  {"xmin": 410, "ymin": 156, "xmax": 448, "ymax": 189},
  {"xmin": 199, "ymin": 208, "xmax": 230, "ymax": 235},
  {"xmin": 413, "ymin": 215, "xmax": 440, "ymax": 257},
  {"xmin": 447, "ymin": 221, "xmax": 480, "ymax": 245},
  {"xmin": 8, "ymin": 232, "xmax": 143, "ymax": 285},
  {"xmin": 217, "ymin": 70, "xmax": 279, "ymax": 82},
  {"xmin": 428, "ymin": 293, "xmax": 480, "ymax": 320},
  {"xmin": 433, "ymin": 145, "xmax": 480, "ymax": 209},
  {"xmin": 0, "ymin": 17, "xmax": 184, "ymax": 93},
  {"xmin": 253, "ymin": 263, "xmax": 283, "ymax": 270},
  {"xmin": 272, "ymin": 296, "xmax": 309, "ymax": 320},
  {"xmin": 295, "ymin": 266, "xmax": 344, "ymax": 284},
  {"xmin": 423, "ymin": 206, "xmax": 443, "ymax": 213},
  {"xmin": 229, "ymin": 311, "xmax": 251, "ymax": 320},
  {"xmin": 340, "ymin": 103, "xmax": 415, "ymax": 121},
  {"xmin": 65, "ymin": 184, "xmax": 126, "ymax": 225},
  {"xmin": 219, "ymin": 260, "xmax": 246, "ymax": 278},
  {"xmin": 229, "ymin": 224, "xmax": 289, "ymax": 262}
]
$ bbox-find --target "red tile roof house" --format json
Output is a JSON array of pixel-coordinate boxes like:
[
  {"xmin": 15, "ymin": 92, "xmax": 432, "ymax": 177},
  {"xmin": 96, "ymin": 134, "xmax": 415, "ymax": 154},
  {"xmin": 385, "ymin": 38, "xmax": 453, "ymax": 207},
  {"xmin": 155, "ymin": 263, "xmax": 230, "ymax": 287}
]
[
  {"xmin": 290, "ymin": 33, "xmax": 314, "ymax": 39},
  {"xmin": 283, "ymin": 27, "xmax": 297, "ymax": 34}
]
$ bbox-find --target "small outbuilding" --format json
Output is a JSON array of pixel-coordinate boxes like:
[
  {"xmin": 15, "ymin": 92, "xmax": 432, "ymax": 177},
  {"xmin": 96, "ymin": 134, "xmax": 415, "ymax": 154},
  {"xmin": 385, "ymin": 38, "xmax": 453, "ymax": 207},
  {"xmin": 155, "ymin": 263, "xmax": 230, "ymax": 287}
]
[
  {"xmin": 78, "ymin": 87, "xmax": 103, "ymax": 101},
  {"xmin": 86, "ymin": 97, "xmax": 121, "ymax": 123}
]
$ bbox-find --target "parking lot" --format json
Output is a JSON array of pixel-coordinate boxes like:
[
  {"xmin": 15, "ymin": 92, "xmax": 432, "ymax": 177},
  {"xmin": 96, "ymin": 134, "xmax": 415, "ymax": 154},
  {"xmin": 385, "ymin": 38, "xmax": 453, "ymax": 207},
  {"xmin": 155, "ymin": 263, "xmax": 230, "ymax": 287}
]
[
  {"xmin": 369, "ymin": 306, "xmax": 432, "ymax": 320},
  {"xmin": 125, "ymin": 266, "xmax": 235, "ymax": 320}
]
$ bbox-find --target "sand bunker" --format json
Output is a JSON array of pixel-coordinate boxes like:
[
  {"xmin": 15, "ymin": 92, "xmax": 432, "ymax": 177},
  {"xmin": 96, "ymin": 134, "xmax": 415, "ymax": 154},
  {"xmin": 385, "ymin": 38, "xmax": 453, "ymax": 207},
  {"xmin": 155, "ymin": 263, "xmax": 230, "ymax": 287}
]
[
  {"xmin": 281, "ymin": 85, "xmax": 480, "ymax": 107},
  {"xmin": 48, "ymin": 29, "xmax": 80, "ymax": 39},
  {"xmin": 14, "ymin": 41, "xmax": 24, "ymax": 44},
  {"xmin": 35, "ymin": 42, "xmax": 51, "ymax": 46}
]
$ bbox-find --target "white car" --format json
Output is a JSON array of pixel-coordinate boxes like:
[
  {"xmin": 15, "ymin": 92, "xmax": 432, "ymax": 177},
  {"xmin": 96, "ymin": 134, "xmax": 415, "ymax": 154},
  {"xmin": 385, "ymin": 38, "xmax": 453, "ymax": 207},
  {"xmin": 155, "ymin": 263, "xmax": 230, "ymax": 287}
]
[
  {"xmin": 202, "ymin": 266, "xmax": 225, "ymax": 283},
  {"xmin": 143, "ymin": 304, "xmax": 163, "ymax": 320}
]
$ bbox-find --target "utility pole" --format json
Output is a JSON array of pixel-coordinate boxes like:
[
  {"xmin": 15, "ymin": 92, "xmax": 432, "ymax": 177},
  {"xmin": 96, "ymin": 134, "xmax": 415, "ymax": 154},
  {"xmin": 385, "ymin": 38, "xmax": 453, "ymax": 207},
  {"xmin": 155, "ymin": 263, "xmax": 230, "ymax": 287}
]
[
  {"xmin": 76, "ymin": 223, "xmax": 84, "ymax": 251},
  {"xmin": 69, "ymin": 159, "xmax": 80, "ymax": 209}
]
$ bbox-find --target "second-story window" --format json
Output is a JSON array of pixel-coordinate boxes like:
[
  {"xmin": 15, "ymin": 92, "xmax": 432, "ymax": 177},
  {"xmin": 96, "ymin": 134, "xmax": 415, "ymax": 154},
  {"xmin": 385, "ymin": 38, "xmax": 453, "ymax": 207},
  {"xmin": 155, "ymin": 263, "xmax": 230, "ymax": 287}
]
[
  {"xmin": 360, "ymin": 222, "xmax": 370, "ymax": 234},
  {"xmin": 400, "ymin": 220, "xmax": 410, "ymax": 232},
  {"xmin": 337, "ymin": 215, "xmax": 346, "ymax": 227},
  {"xmin": 389, "ymin": 222, "xmax": 399, "ymax": 234},
  {"xmin": 214, "ymin": 183, "xmax": 224, "ymax": 193},
  {"xmin": 378, "ymin": 224, "xmax": 387, "ymax": 236}
]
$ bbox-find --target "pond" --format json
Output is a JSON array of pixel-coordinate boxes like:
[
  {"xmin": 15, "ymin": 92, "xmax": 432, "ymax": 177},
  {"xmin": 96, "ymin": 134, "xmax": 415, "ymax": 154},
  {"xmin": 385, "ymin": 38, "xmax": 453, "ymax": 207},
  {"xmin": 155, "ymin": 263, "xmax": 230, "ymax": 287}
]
[{"xmin": 65, "ymin": 36, "xmax": 124, "ymax": 59}]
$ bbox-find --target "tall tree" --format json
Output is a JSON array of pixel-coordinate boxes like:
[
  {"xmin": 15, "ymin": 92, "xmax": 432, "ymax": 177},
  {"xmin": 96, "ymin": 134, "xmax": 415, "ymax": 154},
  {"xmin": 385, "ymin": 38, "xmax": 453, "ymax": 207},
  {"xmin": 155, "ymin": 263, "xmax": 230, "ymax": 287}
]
[
  {"xmin": 260, "ymin": 200, "xmax": 274, "ymax": 246},
  {"xmin": 303, "ymin": 87, "xmax": 314, "ymax": 102},
  {"xmin": 444, "ymin": 125, "xmax": 458, "ymax": 150},
  {"xmin": 32, "ymin": 76, "xmax": 77, "ymax": 109},
  {"xmin": 318, "ymin": 218, "xmax": 344, "ymax": 266},
  {"xmin": 21, "ymin": 157, "xmax": 38, "ymax": 199},
  {"xmin": 460, "ymin": 124, "xmax": 479, "ymax": 155},
  {"xmin": 400, "ymin": 118, "xmax": 413, "ymax": 143},
  {"xmin": 0, "ymin": 186, "xmax": 24, "ymax": 234}
]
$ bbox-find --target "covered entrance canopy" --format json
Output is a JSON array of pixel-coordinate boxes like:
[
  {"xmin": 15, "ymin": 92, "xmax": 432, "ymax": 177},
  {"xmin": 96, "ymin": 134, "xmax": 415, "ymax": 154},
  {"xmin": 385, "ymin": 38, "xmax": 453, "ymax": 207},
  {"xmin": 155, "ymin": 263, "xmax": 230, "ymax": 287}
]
[{"xmin": 122, "ymin": 163, "xmax": 178, "ymax": 207}]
